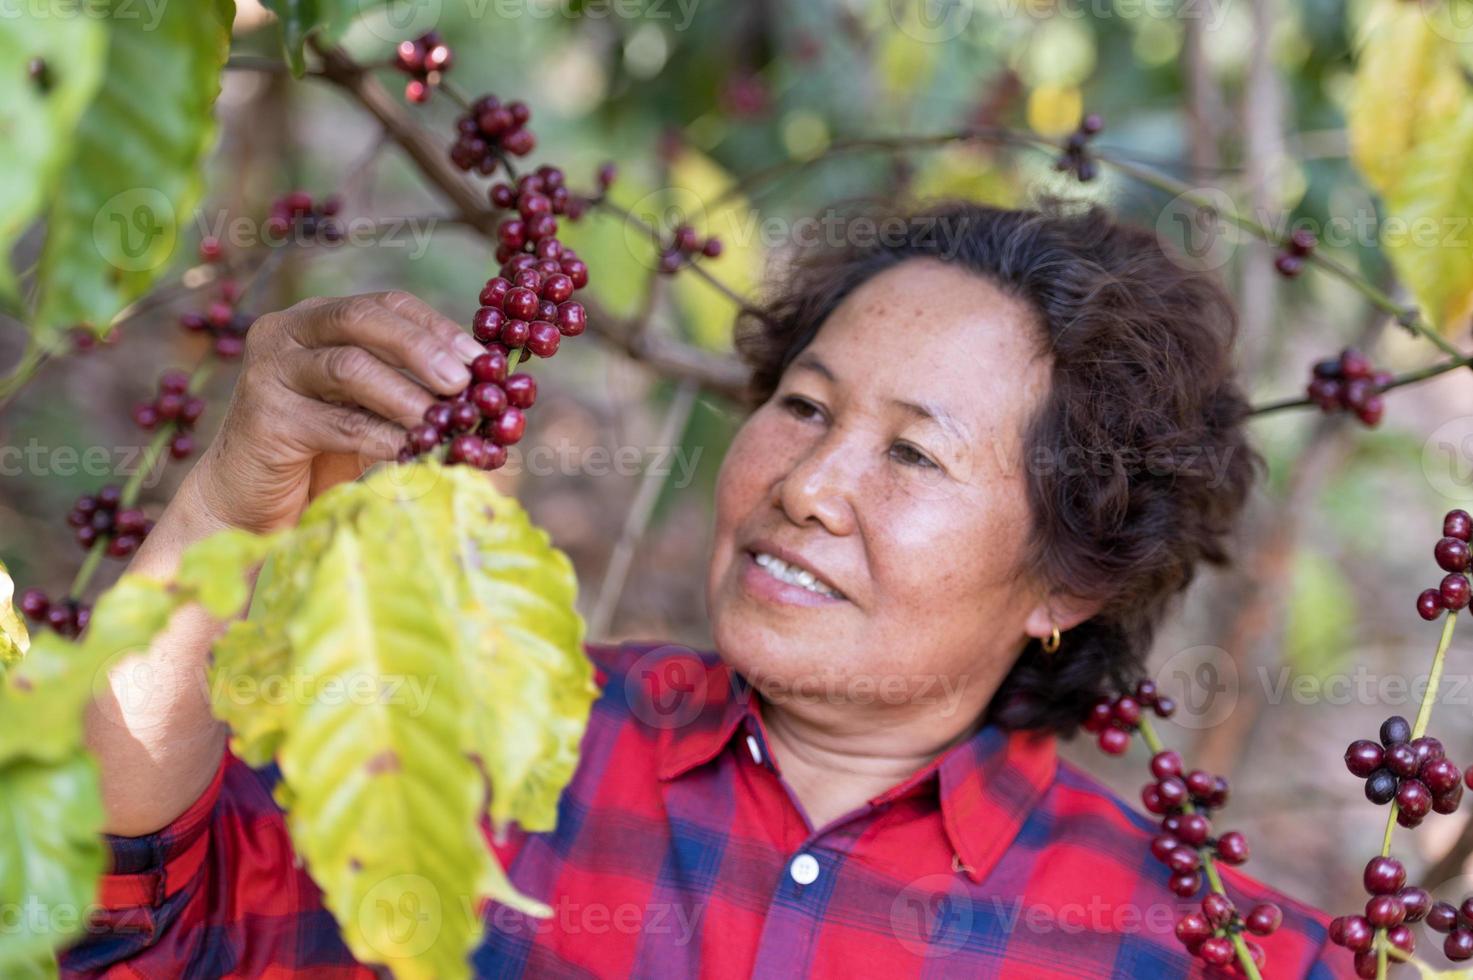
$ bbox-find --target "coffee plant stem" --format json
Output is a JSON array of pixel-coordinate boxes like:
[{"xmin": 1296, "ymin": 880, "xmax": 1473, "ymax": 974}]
[
  {"xmin": 1368, "ymin": 609, "xmax": 1457, "ymax": 979},
  {"xmin": 591, "ymin": 197, "xmax": 768, "ymax": 319},
  {"xmin": 1137, "ymin": 715, "xmax": 1264, "ymax": 980},
  {"xmin": 66, "ymin": 362, "xmax": 215, "ymax": 600},
  {"xmin": 1088, "ymin": 149, "xmax": 1463, "ymax": 361},
  {"xmin": 1251, "ymin": 353, "xmax": 1473, "ymax": 415},
  {"xmin": 709, "ymin": 122, "xmax": 1463, "ymax": 362}
]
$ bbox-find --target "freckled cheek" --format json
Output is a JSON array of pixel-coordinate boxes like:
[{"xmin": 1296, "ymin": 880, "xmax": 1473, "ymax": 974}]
[
  {"xmin": 867, "ymin": 498, "xmax": 1023, "ymax": 618},
  {"xmin": 713, "ymin": 413, "xmax": 785, "ymax": 542}
]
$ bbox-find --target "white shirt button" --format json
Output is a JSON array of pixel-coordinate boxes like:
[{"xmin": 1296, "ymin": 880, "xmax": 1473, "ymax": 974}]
[
  {"xmin": 746, "ymin": 734, "xmax": 763, "ymax": 765},
  {"xmin": 789, "ymin": 853, "xmax": 820, "ymax": 885}
]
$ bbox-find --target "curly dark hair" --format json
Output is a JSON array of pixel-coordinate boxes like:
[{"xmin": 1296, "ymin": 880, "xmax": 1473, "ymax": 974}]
[{"xmin": 732, "ymin": 200, "xmax": 1262, "ymax": 735}]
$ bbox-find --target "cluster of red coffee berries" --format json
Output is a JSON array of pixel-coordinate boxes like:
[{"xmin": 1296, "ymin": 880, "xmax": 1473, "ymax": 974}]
[
  {"xmin": 264, "ymin": 191, "xmax": 343, "ymax": 244},
  {"xmin": 487, "ymin": 164, "xmax": 589, "ymax": 243},
  {"xmin": 1173, "ymin": 891, "xmax": 1281, "ymax": 969},
  {"xmin": 130, "ymin": 370, "xmax": 205, "ymax": 461},
  {"xmin": 18, "ymin": 589, "xmax": 88, "ymax": 639},
  {"xmin": 60, "ymin": 485, "xmax": 152, "ymax": 561},
  {"xmin": 1054, "ymin": 113, "xmax": 1103, "ymax": 182},
  {"xmin": 450, "ymin": 94, "xmax": 537, "ymax": 172},
  {"xmin": 1080, "ymin": 679, "xmax": 1176, "ymax": 754},
  {"xmin": 1421, "ymin": 894, "xmax": 1473, "ymax": 962},
  {"xmin": 1274, "ymin": 229, "xmax": 1317, "ymax": 278},
  {"xmin": 1345, "ymin": 716, "xmax": 1462, "ymax": 826},
  {"xmin": 399, "ymin": 349, "xmax": 535, "ymax": 470},
  {"xmin": 1142, "ymin": 752, "xmax": 1277, "ymax": 967},
  {"xmin": 393, "ymin": 30, "xmax": 452, "ymax": 103},
  {"xmin": 1328, "ymin": 856, "xmax": 1427, "ymax": 976},
  {"xmin": 400, "ymin": 82, "xmax": 595, "ymax": 470},
  {"xmin": 1305, "ymin": 347, "xmax": 1392, "ymax": 427},
  {"xmin": 1416, "ymin": 510, "xmax": 1473, "ymax": 620},
  {"xmin": 657, "ymin": 224, "xmax": 724, "ymax": 274},
  {"xmin": 180, "ymin": 240, "xmax": 254, "ymax": 359}
]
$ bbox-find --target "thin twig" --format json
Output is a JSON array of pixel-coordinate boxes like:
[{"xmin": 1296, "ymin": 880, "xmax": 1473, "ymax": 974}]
[
  {"xmin": 1251, "ymin": 353, "xmax": 1473, "ymax": 415},
  {"xmin": 589, "ymin": 379, "xmax": 700, "ymax": 638}
]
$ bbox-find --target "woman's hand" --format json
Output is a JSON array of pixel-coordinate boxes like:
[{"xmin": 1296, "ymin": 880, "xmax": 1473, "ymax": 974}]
[
  {"xmin": 186, "ymin": 290, "xmax": 483, "ymax": 534},
  {"xmin": 91, "ymin": 290, "xmax": 481, "ymax": 838}
]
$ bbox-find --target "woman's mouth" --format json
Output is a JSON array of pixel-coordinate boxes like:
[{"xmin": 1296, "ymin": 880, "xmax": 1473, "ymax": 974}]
[{"xmin": 741, "ymin": 549, "xmax": 847, "ymax": 605}]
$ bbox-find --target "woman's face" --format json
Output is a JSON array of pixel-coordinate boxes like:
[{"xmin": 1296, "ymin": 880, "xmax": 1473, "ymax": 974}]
[{"xmin": 706, "ymin": 258, "xmax": 1062, "ymax": 727}]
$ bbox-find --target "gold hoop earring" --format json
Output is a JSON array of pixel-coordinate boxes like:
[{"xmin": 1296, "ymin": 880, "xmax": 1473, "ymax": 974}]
[{"xmin": 1041, "ymin": 626, "xmax": 1061, "ymax": 655}]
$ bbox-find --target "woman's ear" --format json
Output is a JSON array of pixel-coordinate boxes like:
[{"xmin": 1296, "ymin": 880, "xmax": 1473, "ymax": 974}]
[{"xmin": 1022, "ymin": 592, "xmax": 1104, "ymax": 643}]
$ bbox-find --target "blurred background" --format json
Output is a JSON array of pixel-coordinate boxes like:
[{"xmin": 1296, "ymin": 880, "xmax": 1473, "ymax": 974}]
[{"xmin": 4, "ymin": 0, "xmax": 1473, "ymax": 928}]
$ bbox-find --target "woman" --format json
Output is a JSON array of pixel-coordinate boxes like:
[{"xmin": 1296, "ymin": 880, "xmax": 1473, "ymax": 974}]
[{"xmin": 64, "ymin": 203, "xmax": 1348, "ymax": 978}]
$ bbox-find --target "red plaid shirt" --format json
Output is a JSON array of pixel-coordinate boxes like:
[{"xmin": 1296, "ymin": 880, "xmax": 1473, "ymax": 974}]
[{"xmin": 62, "ymin": 642, "xmax": 1350, "ymax": 978}]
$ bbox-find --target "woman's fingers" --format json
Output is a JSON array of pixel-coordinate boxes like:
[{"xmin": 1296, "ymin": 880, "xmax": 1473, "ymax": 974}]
[
  {"xmin": 290, "ymin": 397, "xmax": 408, "ymax": 462},
  {"xmin": 282, "ymin": 292, "xmax": 480, "ymax": 395},
  {"xmin": 277, "ymin": 345, "xmax": 437, "ymax": 429}
]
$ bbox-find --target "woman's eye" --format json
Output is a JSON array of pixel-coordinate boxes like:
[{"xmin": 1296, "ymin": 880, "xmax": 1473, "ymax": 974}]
[
  {"xmin": 890, "ymin": 442, "xmax": 937, "ymax": 469},
  {"xmin": 782, "ymin": 395, "xmax": 822, "ymax": 421}
]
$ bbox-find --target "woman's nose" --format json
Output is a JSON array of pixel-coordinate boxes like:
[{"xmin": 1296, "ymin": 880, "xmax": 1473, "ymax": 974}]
[{"xmin": 774, "ymin": 434, "xmax": 859, "ymax": 536}]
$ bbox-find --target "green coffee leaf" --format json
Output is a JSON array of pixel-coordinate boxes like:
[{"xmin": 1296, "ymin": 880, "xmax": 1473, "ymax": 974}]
[
  {"xmin": 33, "ymin": 0, "xmax": 233, "ymax": 338},
  {"xmin": 0, "ymin": 752, "xmax": 106, "ymax": 978},
  {"xmin": 0, "ymin": 577, "xmax": 177, "ymax": 765},
  {"xmin": 0, "ymin": 10, "xmax": 105, "ymax": 305},
  {"xmin": 278, "ymin": 507, "xmax": 486, "ymax": 980},
  {"xmin": 178, "ymin": 529, "xmax": 278, "ymax": 619},
  {"xmin": 260, "ymin": 1, "xmax": 392, "ymax": 76}
]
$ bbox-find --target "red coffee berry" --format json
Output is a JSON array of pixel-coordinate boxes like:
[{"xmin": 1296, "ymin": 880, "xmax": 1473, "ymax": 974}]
[
  {"xmin": 1418, "ymin": 588, "xmax": 1446, "ymax": 620},
  {"xmin": 470, "ymin": 383, "xmax": 508, "ymax": 417},
  {"xmin": 1345, "ymin": 739, "xmax": 1384, "ymax": 778},
  {"xmin": 1364, "ymin": 856, "xmax": 1406, "ymax": 894},
  {"xmin": 489, "ymin": 407, "xmax": 526, "ymax": 446},
  {"xmin": 1149, "ymin": 750, "xmax": 1182, "ymax": 781},
  {"xmin": 1197, "ymin": 936, "xmax": 1233, "ymax": 965},
  {"xmin": 1168, "ymin": 870, "xmax": 1201, "ymax": 898},
  {"xmin": 1442, "ymin": 573, "xmax": 1471, "ymax": 610},
  {"xmin": 1215, "ymin": 831, "xmax": 1248, "ymax": 865},
  {"xmin": 471, "ymin": 351, "xmax": 509, "ymax": 384},
  {"xmin": 408, "ymin": 424, "xmax": 441, "ymax": 454},
  {"xmin": 1365, "ymin": 894, "xmax": 1405, "ymax": 928},
  {"xmin": 1174, "ymin": 912, "xmax": 1210, "ymax": 946},
  {"xmin": 1096, "ymin": 727, "xmax": 1129, "ymax": 755},
  {"xmin": 473, "ymin": 307, "xmax": 506, "ymax": 344},
  {"xmin": 1399, "ymin": 887, "xmax": 1431, "ymax": 923},
  {"xmin": 1245, "ymin": 903, "xmax": 1281, "ymax": 936},
  {"xmin": 503, "ymin": 373, "xmax": 536, "ymax": 409}
]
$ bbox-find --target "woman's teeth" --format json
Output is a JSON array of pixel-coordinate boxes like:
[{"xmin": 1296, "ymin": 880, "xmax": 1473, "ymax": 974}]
[{"xmin": 753, "ymin": 552, "xmax": 841, "ymax": 599}]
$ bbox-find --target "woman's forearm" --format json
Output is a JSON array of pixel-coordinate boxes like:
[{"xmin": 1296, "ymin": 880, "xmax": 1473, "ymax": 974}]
[{"xmin": 85, "ymin": 469, "xmax": 235, "ymax": 837}]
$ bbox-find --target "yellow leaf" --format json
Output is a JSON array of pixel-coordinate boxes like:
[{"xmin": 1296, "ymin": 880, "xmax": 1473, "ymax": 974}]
[
  {"xmin": 0, "ymin": 560, "xmax": 29, "ymax": 668},
  {"xmin": 666, "ymin": 147, "xmax": 763, "ymax": 351},
  {"xmin": 1383, "ymin": 100, "xmax": 1473, "ymax": 334},
  {"xmin": 1348, "ymin": 0, "xmax": 1469, "ymax": 195},
  {"xmin": 1027, "ymin": 84, "xmax": 1083, "ymax": 138}
]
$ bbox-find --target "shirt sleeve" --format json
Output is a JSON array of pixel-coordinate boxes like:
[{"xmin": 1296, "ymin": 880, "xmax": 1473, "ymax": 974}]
[{"xmin": 58, "ymin": 749, "xmax": 356, "ymax": 978}]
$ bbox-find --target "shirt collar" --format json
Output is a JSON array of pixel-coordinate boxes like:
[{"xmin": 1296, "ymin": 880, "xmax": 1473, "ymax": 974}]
[{"xmin": 653, "ymin": 656, "xmax": 1058, "ymax": 885}]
